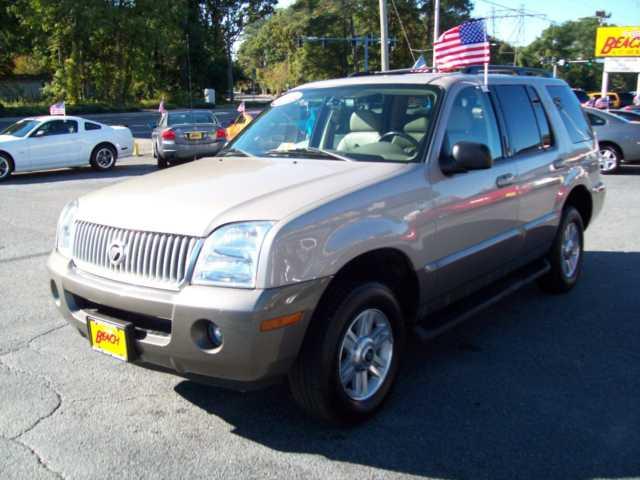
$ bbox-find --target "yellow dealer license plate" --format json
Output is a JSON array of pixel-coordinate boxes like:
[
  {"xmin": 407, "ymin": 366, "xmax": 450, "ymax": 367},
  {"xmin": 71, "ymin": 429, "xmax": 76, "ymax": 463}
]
[
  {"xmin": 188, "ymin": 131, "xmax": 203, "ymax": 140},
  {"xmin": 88, "ymin": 317, "xmax": 131, "ymax": 361}
]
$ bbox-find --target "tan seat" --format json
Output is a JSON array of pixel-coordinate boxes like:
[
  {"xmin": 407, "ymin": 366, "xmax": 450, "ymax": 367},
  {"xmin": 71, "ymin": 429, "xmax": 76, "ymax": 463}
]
[
  {"xmin": 336, "ymin": 111, "xmax": 382, "ymax": 152},
  {"xmin": 403, "ymin": 116, "xmax": 428, "ymax": 142}
]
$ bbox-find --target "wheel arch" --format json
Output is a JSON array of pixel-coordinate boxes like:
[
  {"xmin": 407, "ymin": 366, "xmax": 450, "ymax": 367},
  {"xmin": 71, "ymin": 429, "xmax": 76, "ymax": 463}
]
[
  {"xmin": 599, "ymin": 140, "xmax": 624, "ymax": 160},
  {"xmin": 91, "ymin": 141, "xmax": 118, "ymax": 160},
  {"xmin": 311, "ymin": 247, "xmax": 420, "ymax": 326},
  {"xmin": 564, "ymin": 185, "xmax": 593, "ymax": 229}
]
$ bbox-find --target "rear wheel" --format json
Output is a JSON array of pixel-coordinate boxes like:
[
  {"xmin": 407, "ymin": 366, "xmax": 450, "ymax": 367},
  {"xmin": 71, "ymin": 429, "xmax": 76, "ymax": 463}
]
[
  {"xmin": 0, "ymin": 153, "xmax": 12, "ymax": 181},
  {"xmin": 288, "ymin": 282, "xmax": 405, "ymax": 424},
  {"xmin": 157, "ymin": 153, "xmax": 169, "ymax": 169},
  {"xmin": 538, "ymin": 206, "xmax": 584, "ymax": 294},
  {"xmin": 599, "ymin": 145, "xmax": 619, "ymax": 174},
  {"xmin": 90, "ymin": 144, "xmax": 116, "ymax": 171}
]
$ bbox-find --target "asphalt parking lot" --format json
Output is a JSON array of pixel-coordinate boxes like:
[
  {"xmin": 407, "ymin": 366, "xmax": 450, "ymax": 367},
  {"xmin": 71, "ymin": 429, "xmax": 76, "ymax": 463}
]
[{"xmin": 1, "ymin": 158, "xmax": 639, "ymax": 480}]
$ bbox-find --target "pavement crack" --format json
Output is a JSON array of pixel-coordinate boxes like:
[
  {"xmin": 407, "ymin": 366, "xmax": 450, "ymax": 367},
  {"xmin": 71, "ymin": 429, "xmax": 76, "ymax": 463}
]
[
  {"xmin": 2, "ymin": 435, "xmax": 66, "ymax": 480},
  {"xmin": 0, "ymin": 250, "xmax": 51, "ymax": 264}
]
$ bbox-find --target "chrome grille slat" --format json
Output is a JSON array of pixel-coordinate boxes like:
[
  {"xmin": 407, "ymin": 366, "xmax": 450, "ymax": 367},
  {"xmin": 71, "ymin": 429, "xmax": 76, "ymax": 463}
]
[{"xmin": 72, "ymin": 220, "xmax": 200, "ymax": 290}]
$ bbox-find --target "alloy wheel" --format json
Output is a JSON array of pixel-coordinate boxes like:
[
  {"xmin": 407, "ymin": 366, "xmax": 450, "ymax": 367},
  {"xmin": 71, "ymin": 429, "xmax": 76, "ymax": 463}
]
[
  {"xmin": 561, "ymin": 221, "xmax": 581, "ymax": 278},
  {"xmin": 0, "ymin": 157, "xmax": 9, "ymax": 179},
  {"xmin": 96, "ymin": 148, "xmax": 115, "ymax": 169},
  {"xmin": 599, "ymin": 148, "xmax": 618, "ymax": 173},
  {"xmin": 338, "ymin": 308, "xmax": 394, "ymax": 401}
]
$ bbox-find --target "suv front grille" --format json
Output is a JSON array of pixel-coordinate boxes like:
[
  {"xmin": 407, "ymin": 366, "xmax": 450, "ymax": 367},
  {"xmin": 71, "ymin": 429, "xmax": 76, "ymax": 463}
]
[{"xmin": 72, "ymin": 221, "xmax": 202, "ymax": 290}]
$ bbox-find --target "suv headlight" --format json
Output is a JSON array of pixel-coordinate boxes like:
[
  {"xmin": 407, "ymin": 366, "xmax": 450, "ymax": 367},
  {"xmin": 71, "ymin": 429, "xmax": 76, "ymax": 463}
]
[
  {"xmin": 192, "ymin": 221, "xmax": 274, "ymax": 288},
  {"xmin": 56, "ymin": 199, "xmax": 79, "ymax": 258}
]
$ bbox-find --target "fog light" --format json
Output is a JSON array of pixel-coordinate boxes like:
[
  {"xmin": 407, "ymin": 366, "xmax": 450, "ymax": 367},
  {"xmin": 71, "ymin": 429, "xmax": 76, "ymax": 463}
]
[{"xmin": 207, "ymin": 322, "xmax": 223, "ymax": 348}]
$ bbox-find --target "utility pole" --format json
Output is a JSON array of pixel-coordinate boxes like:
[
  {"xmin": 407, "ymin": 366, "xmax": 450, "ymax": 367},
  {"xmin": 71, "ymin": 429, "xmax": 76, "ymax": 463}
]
[
  {"xmin": 433, "ymin": 0, "xmax": 440, "ymax": 68},
  {"xmin": 379, "ymin": 0, "xmax": 390, "ymax": 71}
]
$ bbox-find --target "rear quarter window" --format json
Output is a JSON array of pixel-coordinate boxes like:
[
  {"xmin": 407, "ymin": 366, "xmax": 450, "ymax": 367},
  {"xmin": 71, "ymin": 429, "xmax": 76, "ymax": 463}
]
[
  {"xmin": 85, "ymin": 122, "xmax": 102, "ymax": 131},
  {"xmin": 546, "ymin": 85, "xmax": 592, "ymax": 143}
]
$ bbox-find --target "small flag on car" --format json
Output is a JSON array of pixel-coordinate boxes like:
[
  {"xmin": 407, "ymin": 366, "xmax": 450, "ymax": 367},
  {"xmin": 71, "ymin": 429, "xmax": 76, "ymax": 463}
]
[
  {"xmin": 434, "ymin": 19, "xmax": 490, "ymax": 72},
  {"xmin": 49, "ymin": 101, "xmax": 65, "ymax": 116},
  {"xmin": 410, "ymin": 55, "xmax": 429, "ymax": 72},
  {"xmin": 158, "ymin": 99, "xmax": 167, "ymax": 114},
  {"xmin": 237, "ymin": 101, "xmax": 246, "ymax": 113}
]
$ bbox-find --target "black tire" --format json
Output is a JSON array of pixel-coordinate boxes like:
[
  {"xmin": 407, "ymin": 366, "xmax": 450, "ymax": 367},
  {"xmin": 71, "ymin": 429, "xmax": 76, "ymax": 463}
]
[
  {"xmin": 598, "ymin": 144, "xmax": 620, "ymax": 174},
  {"xmin": 90, "ymin": 144, "xmax": 117, "ymax": 171},
  {"xmin": 537, "ymin": 206, "xmax": 584, "ymax": 294},
  {"xmin": 0, "ymin": 152, "xmax": 13, "ymax": 181},
  {"xmin": 288, "ymin": 282, "xmax": 405, "ymax": 425},
  {"xmin": 157, "ymin": 153, "xmax": 169, "ymax": 169},
  {"xmin": 152, "ymin": 141, "xmax": 158, "ymax": 159}
]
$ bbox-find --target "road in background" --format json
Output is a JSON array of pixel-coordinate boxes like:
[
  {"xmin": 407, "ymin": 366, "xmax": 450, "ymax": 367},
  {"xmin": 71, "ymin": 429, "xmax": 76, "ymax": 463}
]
[
  {"xmin": 0, "ymin": 103, "xmax": 266, "ymax": 139},
  {"xmin": 0, "ymin": 158, "xmax": 639, "ymax": 479}
]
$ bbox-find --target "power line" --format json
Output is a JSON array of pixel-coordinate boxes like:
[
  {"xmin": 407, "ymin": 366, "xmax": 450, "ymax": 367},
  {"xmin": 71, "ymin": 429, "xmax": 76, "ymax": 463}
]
[{"xmin": 389, "ymin": 0, "xmax": 416, "ymax": 62}]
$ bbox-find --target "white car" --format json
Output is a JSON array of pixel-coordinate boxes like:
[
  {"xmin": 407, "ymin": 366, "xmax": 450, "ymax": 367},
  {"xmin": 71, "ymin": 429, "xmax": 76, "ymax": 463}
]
[{"xmin": 0, "ymin": 115, "xmax": 134, "ymax": 181}]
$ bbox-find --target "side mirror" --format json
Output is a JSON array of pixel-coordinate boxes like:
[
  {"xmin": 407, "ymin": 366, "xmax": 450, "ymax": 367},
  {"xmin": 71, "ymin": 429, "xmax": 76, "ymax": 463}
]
[{"xmin": 440, "ymin": 141, "xmax": 492, "ymax": 174}]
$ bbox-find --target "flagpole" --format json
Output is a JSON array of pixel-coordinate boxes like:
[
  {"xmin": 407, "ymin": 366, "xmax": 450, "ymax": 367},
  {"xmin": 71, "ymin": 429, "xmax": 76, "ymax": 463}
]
[
  {"xmin": 433, "ymin": 0, "xmax": 440, "ymax": 69},
  {"xmin": 483, "ymin": 22, "xmax": 489, "ymax": 90}
]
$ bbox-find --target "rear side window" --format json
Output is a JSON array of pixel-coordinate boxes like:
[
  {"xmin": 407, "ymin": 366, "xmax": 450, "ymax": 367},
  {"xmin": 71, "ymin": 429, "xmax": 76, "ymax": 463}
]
[
  {"xmin": 527, "ymin": 86, "xmax": 553, "ymax": 148},
  {"xmin": 587, "ymin": 113, "xmax": 605, "ymax": 126},
  {"xmin": 85, "ymin": 122, "xmax": 101, "ymax": 131},
  {"xmin": 546, "ymin": 85, "xmax": 592, "ymax": 143},
  {"xmin": 493, "ymin": 85, "xmax": 543, "ymax": 155}
]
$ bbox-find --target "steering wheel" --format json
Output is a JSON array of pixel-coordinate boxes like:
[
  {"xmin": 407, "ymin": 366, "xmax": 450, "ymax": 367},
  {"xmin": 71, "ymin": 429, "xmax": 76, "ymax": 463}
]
[{"xmin": 379, "ymin": 131, "xmax": 420, "ymax": 150}]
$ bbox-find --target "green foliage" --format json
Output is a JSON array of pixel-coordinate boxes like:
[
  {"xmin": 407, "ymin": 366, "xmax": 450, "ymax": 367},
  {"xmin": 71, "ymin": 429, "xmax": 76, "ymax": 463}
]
[
  {"xmin": 3, "ymin": 0, "xmax": 275, "ymax": 104},
  {"xmin": 238, "ymin": 0, "xmax": 472, "ymax": 93}
]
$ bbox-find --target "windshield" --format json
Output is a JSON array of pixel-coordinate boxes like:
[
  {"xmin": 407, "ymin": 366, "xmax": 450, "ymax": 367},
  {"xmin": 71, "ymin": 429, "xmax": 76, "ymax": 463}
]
[
  {"xmin": 228, "ymin": 84, "xmax": 440, "ymax": 162},
  {"xmin": 1, "ymin": 119, "xmax": 40, "ymax": 137},
  {"xmin": 167, "ymin": 112, "xmax": 216, "ymax": 125}
]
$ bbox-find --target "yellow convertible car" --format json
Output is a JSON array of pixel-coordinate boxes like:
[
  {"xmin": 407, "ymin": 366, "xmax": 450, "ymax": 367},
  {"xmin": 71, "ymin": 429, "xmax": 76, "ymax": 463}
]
[{"xmin": 226, "ymin": 112, "xmax": 253, "ymax": 140}]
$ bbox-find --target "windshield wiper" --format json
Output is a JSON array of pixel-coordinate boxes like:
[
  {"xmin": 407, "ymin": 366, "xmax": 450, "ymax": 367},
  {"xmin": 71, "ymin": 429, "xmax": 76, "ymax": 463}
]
[
  {"xmin": 217, "ymin": 147, "xmax": 254, "ymax": 158},
  {"xmin": 264, "ymin": 147, "xmax": 350, "ymax": 161}
]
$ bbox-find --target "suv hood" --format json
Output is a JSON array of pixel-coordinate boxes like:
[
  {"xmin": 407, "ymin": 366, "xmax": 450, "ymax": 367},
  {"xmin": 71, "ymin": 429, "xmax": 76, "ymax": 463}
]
[{"xmin": 77, "ymin": 156, "xmax": 408, "ymax": 237}]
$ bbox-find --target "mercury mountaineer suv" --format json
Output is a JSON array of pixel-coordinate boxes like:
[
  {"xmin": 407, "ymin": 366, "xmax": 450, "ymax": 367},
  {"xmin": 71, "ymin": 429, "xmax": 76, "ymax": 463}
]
[{"xmin": 49, "ymin": 72, "xmax": 605, "ymax": 423}]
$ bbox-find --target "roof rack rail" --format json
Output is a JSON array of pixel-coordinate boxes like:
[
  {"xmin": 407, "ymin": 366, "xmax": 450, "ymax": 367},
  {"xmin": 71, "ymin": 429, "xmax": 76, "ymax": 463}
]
[
  {"xmin": 349, "ymin": 67, "xmax": 436, "ymax": 77},
  {"xmin": 348, "ymin": 65, "xmax": 552, "ymax": 78}
]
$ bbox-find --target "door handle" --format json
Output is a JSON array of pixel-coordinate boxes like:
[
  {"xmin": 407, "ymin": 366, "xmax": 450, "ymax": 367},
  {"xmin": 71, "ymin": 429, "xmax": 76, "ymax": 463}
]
[{"xmin": 496, "ymin": 173, "xmax": 515, "ymax": 188}]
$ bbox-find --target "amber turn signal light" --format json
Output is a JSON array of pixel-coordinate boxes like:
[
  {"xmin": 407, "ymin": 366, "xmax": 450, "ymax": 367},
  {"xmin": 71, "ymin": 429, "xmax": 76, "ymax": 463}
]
[{"xmin": 260, "ymin": 311, "xmax": 304, "ymax": 332}]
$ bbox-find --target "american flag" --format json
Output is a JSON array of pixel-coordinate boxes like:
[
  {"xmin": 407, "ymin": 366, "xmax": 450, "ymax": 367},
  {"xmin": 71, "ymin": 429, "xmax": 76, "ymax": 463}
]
[
  {"xmin": 410, "ymin": 55, "xmax": 430, "ymax": 73},
  {"xmin": 158, "ymin": 99, "xmax": 167, "ymax": 114},
  {"xmin": 434, "ymin": 20, "xmax": 490, "ymax": 72},
  {"xmin": 49, "ymin": 101, "xmax": 65, "ymax": 116},
  {"xmin": 237, "ymin": 101, "xmax": 246, "ymax": 113}
]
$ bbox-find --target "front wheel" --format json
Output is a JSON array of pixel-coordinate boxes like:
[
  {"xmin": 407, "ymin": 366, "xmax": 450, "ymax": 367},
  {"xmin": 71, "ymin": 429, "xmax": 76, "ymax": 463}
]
[
  {"xmin": 288, "ymin": 282, "xmax": 405, "ymax": 424},
  {"xmin": 0, "ymin": 153, "xmax": 13, "ymax": 181},
  {"xmin": 538, "ymin": 206, "xmax": 584, "ymax": 294},
  {"xmin": 90, "ymin": 145, "xmax": 117, "ymax": 171}
]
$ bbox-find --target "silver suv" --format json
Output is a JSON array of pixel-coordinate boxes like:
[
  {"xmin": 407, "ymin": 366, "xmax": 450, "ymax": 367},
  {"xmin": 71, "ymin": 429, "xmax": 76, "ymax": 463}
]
[{"xmin": 49, "ymin": 73, "xmax": 605, "ymax": 424}]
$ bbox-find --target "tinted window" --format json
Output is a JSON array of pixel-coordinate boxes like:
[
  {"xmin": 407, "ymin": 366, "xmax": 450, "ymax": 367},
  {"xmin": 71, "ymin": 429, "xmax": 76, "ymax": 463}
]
[
  {"xmin": 527, "ymin": 86, "xmax": 553, "ymax": 148},
  {"xmin": 618, "ymin": 92, "xmax": 634, "ymax": 106},
  {"xmin": 34, "ymin": 120, "xmax": 78, "ymax": 136},
  {"xmin": 546, "ymin": 85, "xmax": 592, "ymax": 143},
  {"xmin": 85, "ymin": 122, "xmax": 102, "ymax": 131},
  {"xmin": 441, "ymin": 86, "xmax": 502, "ymax": 161},
  {"xmin": 587, "ymin": 113, "xmax": 606, "ymax": 126},
  {"xmin": 494, "ymin": 85, "xmax": 542, "ymax": 155},
  {"xmin": 573, "ymin": 90, "xmax": 590, "ymax": 103}
]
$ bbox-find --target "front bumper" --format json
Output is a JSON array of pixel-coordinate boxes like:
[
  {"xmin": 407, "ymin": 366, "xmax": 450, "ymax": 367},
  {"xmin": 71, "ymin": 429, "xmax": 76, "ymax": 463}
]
[
  {"xmin": 48, "ymin": 250, "xmax": 330, "ymax": 389},
  {"xmin": 160, "ymin": 141, "xmax": 225, "ymax": 161}
]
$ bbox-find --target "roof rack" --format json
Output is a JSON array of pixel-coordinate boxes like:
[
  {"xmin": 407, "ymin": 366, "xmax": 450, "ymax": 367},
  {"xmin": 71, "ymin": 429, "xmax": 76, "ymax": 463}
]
[{"xmin": 349, "ymin": 64, "xmax": 552, "ymax": 78}]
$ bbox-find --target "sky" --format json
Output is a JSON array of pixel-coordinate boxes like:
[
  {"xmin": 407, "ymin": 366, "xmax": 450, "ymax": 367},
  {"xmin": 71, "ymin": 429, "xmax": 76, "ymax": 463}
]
[{"xmin": 276, "ymin": 0, "xmax": 640, "ymax": 46}]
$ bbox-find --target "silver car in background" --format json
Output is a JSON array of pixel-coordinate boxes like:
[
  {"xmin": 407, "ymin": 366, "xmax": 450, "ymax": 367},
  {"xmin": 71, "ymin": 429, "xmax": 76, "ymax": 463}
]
[
  {"xmin": 585, "ymin": 107, "xmax": 640, "ymax": 173},
  {"xmin": 151, "ymin": 110, "xmax": 227, "ymax": 169}
]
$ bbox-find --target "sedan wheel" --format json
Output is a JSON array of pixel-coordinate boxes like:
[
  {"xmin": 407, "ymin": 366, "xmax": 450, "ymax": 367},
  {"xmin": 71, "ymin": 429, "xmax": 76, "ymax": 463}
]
[
  {"xmin": 599, "ymin": 146, "xmax": 619, "ymax": 174},
  {"xmin": 91, "ymin": 145, "xmax": 116, "ymax": 171},
  {"xmin": 0, "ymin": 155, "xmax": 11, "ymax": 181}
]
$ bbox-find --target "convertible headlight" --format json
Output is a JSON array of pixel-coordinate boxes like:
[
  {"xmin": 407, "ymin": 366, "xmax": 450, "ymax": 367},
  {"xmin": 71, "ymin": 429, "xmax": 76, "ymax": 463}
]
[
  {"xmin": 56, "ymin": 199, "xmax": 79, "ymax": 258},
  {"xmin": 192, "ymin": 221, "xmax": 274, "ymax": 288}
]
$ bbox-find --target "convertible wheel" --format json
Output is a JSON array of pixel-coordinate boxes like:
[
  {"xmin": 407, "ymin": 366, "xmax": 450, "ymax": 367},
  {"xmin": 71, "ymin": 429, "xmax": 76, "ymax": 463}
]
[
  {"xmin": 538, "ymin": 206, "xmax": 584, "ymax": 294},
  {"xmin": 598, "ymin": 145, "xmax": 619, "ymax": 174},
  {"xmin": 0, "ymin": 153, "xmax": 12, "ymax": 181},
  {"xmin": 90, "ymin": 145, "xmax": 117, "ymax": 171},
  {"xmin": 289, "ymin": 282, "xmax": 405, "ymax": 424}
]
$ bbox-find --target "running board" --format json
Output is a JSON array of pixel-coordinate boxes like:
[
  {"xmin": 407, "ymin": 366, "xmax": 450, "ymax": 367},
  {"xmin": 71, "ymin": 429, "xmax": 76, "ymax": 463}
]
[{"xmin": 414, "ymin": 259, "xmax": 551, "ymax": 342}]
